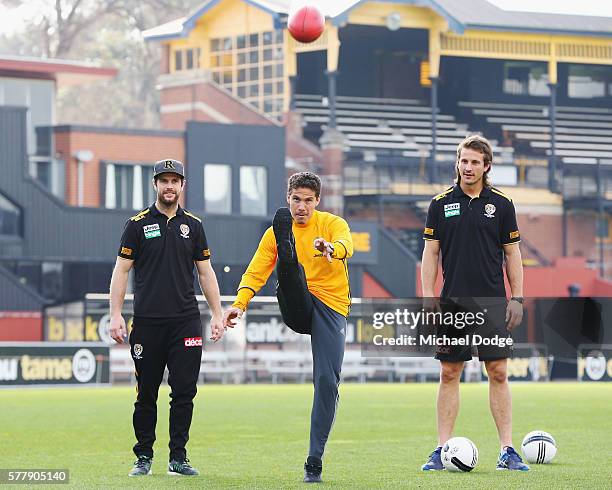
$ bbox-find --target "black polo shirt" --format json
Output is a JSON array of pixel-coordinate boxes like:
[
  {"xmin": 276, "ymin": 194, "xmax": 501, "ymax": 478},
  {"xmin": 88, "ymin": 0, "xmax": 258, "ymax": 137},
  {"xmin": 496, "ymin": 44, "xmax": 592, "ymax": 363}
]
[
  {"xmin": 117, "ymin": 204, "xmax": 210, "ymax": 319},
  {"xmin": 422, "ymin": 185, "xmax": 520, "ymax": 298}
]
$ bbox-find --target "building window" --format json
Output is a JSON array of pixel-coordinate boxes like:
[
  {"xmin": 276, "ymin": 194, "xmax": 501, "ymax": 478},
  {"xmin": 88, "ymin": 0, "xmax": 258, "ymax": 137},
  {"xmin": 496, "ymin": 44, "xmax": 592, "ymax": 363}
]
[
  {"xmin": 568, "ymin": 65, "xmax": 611, "ymax": 99},
  {"xmin": 240, "ymin": 166, "xmax": 267, "ymax": 216},
  {"xmin": 204, "ymin": 164, "xmax": 231, "ymax": 214},
  {"xmin": 105, "ymin": 163, "xmax": 154, "ymax": 210},
  {"xmin": 210, "ymin": 30, "xmax": 285, "ymax": 119},
  {"xmin": 174, "ymin": 47, "xmax": 200, "ymax": 71},
  {"xmin": 0, "ymin": 192, "xmax": 21, "ymax": 237},
  {"xmin": 503, "ymin": 62, "xmax": 550, "ymax": 97}
]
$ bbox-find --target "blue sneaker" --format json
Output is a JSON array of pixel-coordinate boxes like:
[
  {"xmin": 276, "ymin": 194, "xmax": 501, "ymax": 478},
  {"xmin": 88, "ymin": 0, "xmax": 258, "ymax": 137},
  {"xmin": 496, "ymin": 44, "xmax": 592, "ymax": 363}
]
[
  {"xmin": 422, "ymin": 446, "xmax": 444, "ymax": 471},
  {"xmin": 496, "ymin": 446, "xmax": 530, "ymax": 471}
]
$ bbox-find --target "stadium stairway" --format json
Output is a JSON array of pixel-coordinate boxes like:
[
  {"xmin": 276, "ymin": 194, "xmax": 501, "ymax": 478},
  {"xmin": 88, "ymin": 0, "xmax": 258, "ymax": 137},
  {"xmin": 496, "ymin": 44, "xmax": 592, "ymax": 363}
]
[
  {"xmin": 294, "ymin": 94, "xmax": 515, "ymax": 163},
  {"xmin": 0, "ymin": 262, "xmax": 48, "ymax": 311}
]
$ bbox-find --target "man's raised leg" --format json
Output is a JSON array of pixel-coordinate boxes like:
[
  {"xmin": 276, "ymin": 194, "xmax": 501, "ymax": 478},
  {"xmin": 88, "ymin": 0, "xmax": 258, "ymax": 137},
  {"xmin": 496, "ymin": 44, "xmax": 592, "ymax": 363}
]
[{"xmin": 273, "ymin": 207, "xmax": 313, "ymax": 334}]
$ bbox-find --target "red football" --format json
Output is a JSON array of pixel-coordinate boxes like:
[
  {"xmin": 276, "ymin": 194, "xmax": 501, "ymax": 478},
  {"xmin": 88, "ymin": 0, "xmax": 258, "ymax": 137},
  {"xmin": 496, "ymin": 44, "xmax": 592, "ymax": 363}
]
[{"xmin": 288, "ymin": 5, "xmax": 325, "ymax": 43}]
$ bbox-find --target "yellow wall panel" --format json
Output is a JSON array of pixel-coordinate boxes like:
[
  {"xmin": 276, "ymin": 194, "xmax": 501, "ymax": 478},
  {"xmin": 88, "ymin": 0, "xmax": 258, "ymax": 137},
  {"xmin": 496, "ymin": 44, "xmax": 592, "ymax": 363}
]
[
  {"xmin": 347, "ymin": 2, "xmax": 442, "ymax": 29},
  {"xmin": 198, "ymin": 0, "xmax": 274, "ymax": 39}
]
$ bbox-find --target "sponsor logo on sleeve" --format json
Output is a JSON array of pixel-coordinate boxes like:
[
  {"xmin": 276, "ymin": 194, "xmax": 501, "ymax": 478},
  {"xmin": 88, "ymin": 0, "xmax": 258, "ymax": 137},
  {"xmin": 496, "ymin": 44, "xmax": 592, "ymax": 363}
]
[
  {"xmin": 444, "ymin": 203, "xmax": 460, "ymax": 218},
  {"xmin": 509, "ymin": 230, "xmax": 520, "ymax": 239},
  {"xmin": 120, "ymin": 247, "xmax": 132, "ymax": 256},
  {"xmin": 184, "ymin": 337, "xmax": 203, "ymax": 347},
  {"xmin": 203, "ymin": 249, "xmax": 211, "ymax": 257},
  {"xmin": 424, "ymin": 227, "xmax": 434, "ymax": 236},
  {"xmin": 143, "ymin": 223, "xmax": 161, "ymax": 239}
]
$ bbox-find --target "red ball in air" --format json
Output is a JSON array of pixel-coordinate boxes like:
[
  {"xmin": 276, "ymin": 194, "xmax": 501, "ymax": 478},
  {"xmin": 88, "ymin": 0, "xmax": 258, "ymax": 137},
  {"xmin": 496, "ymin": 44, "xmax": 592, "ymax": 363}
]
[{"xmin": 288, "ymin": 5, "xmax": 325, "ymax": 44}]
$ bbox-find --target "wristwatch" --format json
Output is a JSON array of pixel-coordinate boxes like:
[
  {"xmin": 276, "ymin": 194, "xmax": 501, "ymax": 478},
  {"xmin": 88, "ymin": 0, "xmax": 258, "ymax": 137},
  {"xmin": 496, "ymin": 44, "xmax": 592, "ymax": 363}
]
[{"xmin": 510, "ymin": 297, "xmax": 524, "ymax": 304}]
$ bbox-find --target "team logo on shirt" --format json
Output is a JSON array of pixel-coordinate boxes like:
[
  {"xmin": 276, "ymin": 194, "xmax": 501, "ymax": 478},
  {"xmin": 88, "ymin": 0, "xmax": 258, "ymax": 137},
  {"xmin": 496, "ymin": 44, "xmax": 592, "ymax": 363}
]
[
  {"xmin": 143, "ymin": 223, "xmax": 161, "ymax": 239},
  {"xmin": 133, "ymin": 344, "xmax": 143, "ymax": 359},
  {"xmin": 444, "ymin": 203, "xmax": 460, "ymax": 218},
  {"xmin": 180, "ymin": 224, "xmax": 190, "ymax": 238},
  {"xmin": 484, "ymin": 203, "xmax": 496, "ymax": 218}
]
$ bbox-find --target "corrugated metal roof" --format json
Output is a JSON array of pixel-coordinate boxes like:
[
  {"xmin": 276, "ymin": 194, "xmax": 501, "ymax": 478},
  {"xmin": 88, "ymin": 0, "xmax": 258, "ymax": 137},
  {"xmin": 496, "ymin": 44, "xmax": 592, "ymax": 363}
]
[{"xmin": 434, "ymin": 0, "xmax": 612, "ymax": 36}]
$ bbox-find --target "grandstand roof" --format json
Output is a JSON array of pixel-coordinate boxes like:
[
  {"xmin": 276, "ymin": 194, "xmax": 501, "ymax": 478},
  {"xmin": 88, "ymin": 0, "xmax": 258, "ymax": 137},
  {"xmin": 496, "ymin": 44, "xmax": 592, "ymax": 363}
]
[
  {"xmin": 144, "ymin": 0, "xmax": 612, "ymax": 41},
  {"xmin": 417, "ymin": 0, "xmax": 612, "ymax": 36}
]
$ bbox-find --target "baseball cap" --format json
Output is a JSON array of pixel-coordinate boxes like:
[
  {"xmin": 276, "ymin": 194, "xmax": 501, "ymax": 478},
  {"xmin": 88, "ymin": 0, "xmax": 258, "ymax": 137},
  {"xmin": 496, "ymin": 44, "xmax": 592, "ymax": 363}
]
[{"xmin": 153, "ymin": 159, "xmax": 185, "ymax": 178}]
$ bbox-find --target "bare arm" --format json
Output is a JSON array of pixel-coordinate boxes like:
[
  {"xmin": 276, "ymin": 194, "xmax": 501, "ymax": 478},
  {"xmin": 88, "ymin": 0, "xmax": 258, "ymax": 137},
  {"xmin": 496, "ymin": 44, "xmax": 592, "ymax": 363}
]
[
  {"xmin": 109, "ymin": 257, "xmax": 134, "ymax": 343},
  {"xmin": 195, "ymin": 259, "xmax": 224, "ymax": 341},
  {"xmin": 421, "ymin": 239, "xmax": 440, "ymax": 297},
  {"xmin": 503, "ymin": 242, "xmax": 524, "ymax": 330},
  {"xmin": 195, "ymin": 259, "xmax": 223, "ymax": 317},
  {"xmin": 503, "ymin": 243, "xmax": 523, "ymax": 298}
]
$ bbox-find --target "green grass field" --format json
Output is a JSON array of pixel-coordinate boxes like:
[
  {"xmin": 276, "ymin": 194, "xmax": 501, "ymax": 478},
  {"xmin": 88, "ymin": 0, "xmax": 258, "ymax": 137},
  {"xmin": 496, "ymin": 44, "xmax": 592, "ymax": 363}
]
[{"xmin": 1, "ymin": 383, "xmax": 610, "ymax": 489}]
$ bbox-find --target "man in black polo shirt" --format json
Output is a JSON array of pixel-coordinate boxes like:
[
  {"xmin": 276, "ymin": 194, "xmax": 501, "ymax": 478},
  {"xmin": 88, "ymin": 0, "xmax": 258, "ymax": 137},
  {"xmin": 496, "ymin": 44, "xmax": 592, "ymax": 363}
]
[
  {"xmin": 109, "ymin": 159, "xmax": 225, "ymax": 477},
  {"xmin": 420, "ymin": 135, "xmax": 529, "ymax": 472}
]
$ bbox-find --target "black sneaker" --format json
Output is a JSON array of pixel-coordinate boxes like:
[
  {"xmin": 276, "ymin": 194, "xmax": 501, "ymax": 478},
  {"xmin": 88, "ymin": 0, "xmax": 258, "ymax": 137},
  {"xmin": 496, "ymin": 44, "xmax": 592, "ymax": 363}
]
[
  {"xmin": 303, "ymin": 456, "xmax": 322, "ymax": 483},
  {"xmin": 128, "ymin": 455, "xmax": 152, "ymax": 476},
  {"xmin": 273, "ymin": 208, "xmax": 297, "ymax": 264},
  {"xmin": 167, "ymin": 458, "xmax": 199, "ymax": 476}
]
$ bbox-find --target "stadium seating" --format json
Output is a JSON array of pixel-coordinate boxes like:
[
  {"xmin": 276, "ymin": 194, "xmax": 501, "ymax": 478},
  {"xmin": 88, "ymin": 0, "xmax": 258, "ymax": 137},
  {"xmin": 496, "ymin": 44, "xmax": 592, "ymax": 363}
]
[
  {"xmin": 110, "ymin": 346, "xmax": 136, "ymax": 383},
  {"xmin": 458, "ymin": 101, "xmax": 612, "ymax": 163},
  {"xmin": 199, "ymin": 351, "xmax": 241, "ymax": 384},
  {"xmin": 295, "ymin": 94, "xmax": 514, "ymax": 163},
  {"xmin": 110, "ymin": 346, "xmax": 451, "ymax": 384}
]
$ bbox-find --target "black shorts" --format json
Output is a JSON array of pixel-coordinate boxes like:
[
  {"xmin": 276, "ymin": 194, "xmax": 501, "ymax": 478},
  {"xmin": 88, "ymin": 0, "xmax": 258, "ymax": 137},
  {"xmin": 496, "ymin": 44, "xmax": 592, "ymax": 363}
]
[{"xmin": 434, "ymin": 298, "xmax": 513, "ymax": 362}]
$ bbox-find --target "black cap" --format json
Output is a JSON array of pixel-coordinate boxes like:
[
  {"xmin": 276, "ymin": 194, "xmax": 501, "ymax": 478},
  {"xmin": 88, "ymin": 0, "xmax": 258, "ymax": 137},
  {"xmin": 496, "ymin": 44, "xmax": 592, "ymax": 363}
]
[{"xmin": 153, "ymin": 159, "xmax": 185, "ymax": 178}]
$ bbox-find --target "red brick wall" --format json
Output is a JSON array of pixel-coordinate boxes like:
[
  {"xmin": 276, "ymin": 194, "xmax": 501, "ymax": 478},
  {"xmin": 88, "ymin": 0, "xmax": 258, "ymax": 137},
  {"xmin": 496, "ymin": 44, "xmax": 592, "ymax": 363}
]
[
  {"xmin": 518, "ymin": 211, "xmax": 612, "ymax": 276},
  {"xmin": 54, "ymin": 130, "xmax": 184, "ymax": 207},
  {"xmin": 0, "ymin": 312, "xmax": 42, "ymax": 340},
  {"xmin": 160, "ymin": 82, "xmax": 276, "ymax": 129},
  {"xmin": 415, "ymin": 257, "xmax": 612, "ymax": 297},
  {"xmin": 362, "ymin": 271, "xmax": 392, "ymax": 298}
]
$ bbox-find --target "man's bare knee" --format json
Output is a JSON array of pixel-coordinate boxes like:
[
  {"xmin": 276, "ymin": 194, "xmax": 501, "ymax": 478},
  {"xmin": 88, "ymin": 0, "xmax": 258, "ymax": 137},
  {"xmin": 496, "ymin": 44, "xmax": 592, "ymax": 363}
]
[
  {"xmin": 485, "ymin": 360, "xmax": 508, "ymax": 384},
  {"xmin": 440, "ymin": 362, "xmax": 464, "ymax": 384}
]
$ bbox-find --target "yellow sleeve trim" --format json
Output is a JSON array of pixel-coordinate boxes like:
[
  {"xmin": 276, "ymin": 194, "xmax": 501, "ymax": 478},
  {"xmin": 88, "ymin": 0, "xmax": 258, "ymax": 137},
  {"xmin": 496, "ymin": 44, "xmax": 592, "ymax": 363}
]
[
  {"xmin": 423, "ymin": 238, "xmax": 440, "ymax": 241},
  {"xmin": 491, "ymin": 188, "xmax": 513, "ymax": 202},
  {"xmin": 184, "ymin": 210, "xmax": 202, "ymax": 222},
  {"xmin": 130, "ymin": 208, "xmax": 150, "ymax": 221},
  {"xmin": 434, "ymin": 187, "xmax": 454, "ymax": 201}
]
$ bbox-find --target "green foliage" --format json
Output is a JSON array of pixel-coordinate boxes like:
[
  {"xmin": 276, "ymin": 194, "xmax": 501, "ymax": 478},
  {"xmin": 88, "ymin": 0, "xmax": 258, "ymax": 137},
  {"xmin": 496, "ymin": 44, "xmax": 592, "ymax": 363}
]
[{"xmin": 0, "ymin": 0, "xmax": 202, "ymax": 128}]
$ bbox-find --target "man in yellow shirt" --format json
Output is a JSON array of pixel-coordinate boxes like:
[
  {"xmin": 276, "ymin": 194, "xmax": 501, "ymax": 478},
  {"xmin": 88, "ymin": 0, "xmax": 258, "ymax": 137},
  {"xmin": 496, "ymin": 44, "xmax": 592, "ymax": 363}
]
[{"xmin": 223, "ymin": 172, "xmax": 353, "ymax": 483}]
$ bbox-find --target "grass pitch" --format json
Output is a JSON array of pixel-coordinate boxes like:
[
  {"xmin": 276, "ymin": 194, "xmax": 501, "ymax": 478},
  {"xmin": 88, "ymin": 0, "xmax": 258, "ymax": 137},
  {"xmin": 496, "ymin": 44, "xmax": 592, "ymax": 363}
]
[{"xmin": 0, "ymin": 382, "xmax": 610, "ymax": 489}]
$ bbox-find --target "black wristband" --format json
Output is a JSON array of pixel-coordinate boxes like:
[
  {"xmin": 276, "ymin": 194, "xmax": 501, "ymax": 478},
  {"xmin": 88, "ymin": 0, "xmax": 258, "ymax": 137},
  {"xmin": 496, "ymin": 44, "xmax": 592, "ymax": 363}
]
[{"xmin": 510, "ymin": 297, "xmax": 524, "ymax": 304}]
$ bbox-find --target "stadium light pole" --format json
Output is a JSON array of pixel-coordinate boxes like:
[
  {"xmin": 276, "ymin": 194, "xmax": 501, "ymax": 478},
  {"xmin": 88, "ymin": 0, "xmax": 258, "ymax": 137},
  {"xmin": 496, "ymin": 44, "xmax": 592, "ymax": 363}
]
[
  {"xmin": 289, "ymin": 75, "xmax": 298, "ymax": 111},
  {"xmin": 597, "ymin": 158, "xmax": 605, "ymax": 278},
  {"xmin": 326, "ymin": 70, "xmax": 338, "ymax": 129},
  {"xmin": 430, "ymin": 76, "xmax": 439, "ymax": 183},
  {"xmin": 548, "ymin": 83, "xmax": 557, "ymax": 193}
]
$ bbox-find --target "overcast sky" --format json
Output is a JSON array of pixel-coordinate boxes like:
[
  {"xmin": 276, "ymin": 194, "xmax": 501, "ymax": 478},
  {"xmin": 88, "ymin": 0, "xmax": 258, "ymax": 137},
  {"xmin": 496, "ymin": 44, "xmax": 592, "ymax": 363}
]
[{"xmin": 1, "ymin": 0, "xmax": 611, "ymax": 38}]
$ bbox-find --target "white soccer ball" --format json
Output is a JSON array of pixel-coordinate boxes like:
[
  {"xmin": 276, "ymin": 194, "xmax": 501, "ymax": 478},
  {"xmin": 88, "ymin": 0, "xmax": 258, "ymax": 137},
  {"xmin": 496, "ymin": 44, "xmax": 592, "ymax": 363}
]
[
  {"xmin": 441, "ymin": 437, "xmax": 479, "ymax": 472},
  {"xmin": 521, "ymin": 431, "xmax": 557, "ymax": 464}
]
